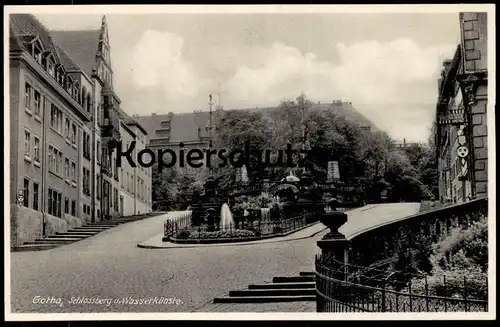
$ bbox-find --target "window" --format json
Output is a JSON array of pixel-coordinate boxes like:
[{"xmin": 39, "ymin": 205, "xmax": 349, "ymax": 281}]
[
  {"xmin": 34, "ymin": 90, "xmax": 41, "ymax": 116},
  {"xmin": 50, "ymin": 104, "xmax": 63, "ymax": 134},
  {"xmin": 47, "ymin": 61, "xmax": 55, "ymax": 77},
  {"xmin": 65, "ymin": 158, "xmax": 70, "ymax": 180},
  {"xmin": 71, "ymin": 199, "xmax": 76, "ymax": 216},
  {"xmin": 33, "ymin": 182, "xmax": 39, "ymax": 211},
  {"xmin": 33, "ymin": 44, "xmax": 42, "ymax": 64},
  {"xmin": 66, "ymin": 78, "xmax": 73, "ymax": 93},
  {"xmin": 72, "ymin": 124, "xmax": 77, "ymax": 145},
  {"xmin": 96, "ymin": 174, "xmax": 101, "ymax": 199},
  {"xmin": 114, "ymin": 188, "xmax": 119, "ymax": 211},
  {"xmin": 96, "ymin": 141, "xmax": 101, "ymax": 163},
  {"xmin": 86, "ymin": 95, "xmax": 92, "ymax": 113},
  {"xmin": 65, "ymin": 198, "xmax": 69, "ymax": 214},
  {"xmin": 57, "ymin": 192, "xmax": 62, "ymax": 218},
  {"xmin": 73, "ymin": 86, "xmax": 79, "ymax": 101},
  {"xmin": 33, "ymin": 136, "xmax": 40, "ymax": 163},
  {"xmin": 83, "ymin": 132, "xmax": 91, "ymax": 159},
  {"xmin": 25, "ymin": 83, "xmax": 32, "ymax": 111},
  {"xmin": 56, "ymin": 149, "xmax": 62, "ymax": 175},
  {"xmin": 83, "ymin": 167, "xmax": 90, "ymax": 196},
  {"xmin": 65, "ymin": 118, "xmax": 70, "ymax": 139},
  {"xmin": 48, "ymin": 146, "xmax": 52, "ymax": 171},
  {"xmin": 23, "ymin": 178, "xmax": 30, "ymax": 207},
  {"xmin": 121, "ymin": 168, "xmax": 124, "ymax": 188},
  {"xmin": 48, "ymin": 145, "xmax": 62, "ymax": 176},
  {"xmin": 71, "ymin": 161, "xmax": 76, "ymax": 183},
  {"xmin": 97, "ymin": 105, "xmax": 101, "ymax": 125},
  {"xmin": 48, "ymin": 189, "xmax": 53, "ymax": 215},
  {"xmin": 24, "ymin": 130, "xmax": 31, "ymax": 158}
]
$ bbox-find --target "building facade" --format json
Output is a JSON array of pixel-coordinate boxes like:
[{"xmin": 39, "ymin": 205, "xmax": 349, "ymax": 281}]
[
  {"xmin": 435, "ymin": 12, "xmax": 488, "ymax": 204},
  {"xmin": 9, "ymin": 14, "xmax": 152, "ymax": 248}
]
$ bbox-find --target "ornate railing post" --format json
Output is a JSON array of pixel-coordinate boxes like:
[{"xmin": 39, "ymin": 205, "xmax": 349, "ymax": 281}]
[{"xmin": 316, "ymin": 199, "xmax": 349, "ymax": 281}]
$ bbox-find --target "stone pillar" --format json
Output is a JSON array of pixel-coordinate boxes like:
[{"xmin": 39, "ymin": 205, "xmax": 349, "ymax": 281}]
[{"xmin": 316, "ymin": 205, "xmax": 349, "ymax": 281}]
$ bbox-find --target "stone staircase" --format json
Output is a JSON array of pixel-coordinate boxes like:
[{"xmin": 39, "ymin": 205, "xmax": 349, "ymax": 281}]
[
  {"xmin": 213, "ymin": 272, "xmax": 316, "ymax": 303},
  {"xmin": 14, "ymin": 213, "xmax": 163, "ymax": 252}
]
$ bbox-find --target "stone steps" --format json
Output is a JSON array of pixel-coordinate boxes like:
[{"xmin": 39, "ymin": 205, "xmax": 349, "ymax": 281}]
[
  {"xmin": 28, "ymin": 238, "xmax": 83, "ymax": 244},
  {"xmin": 47, "ymin": 234, "xmax": 90, "ymax": 239},
  {"xmin": 273, "ymin": 276, "xmax": 315, "ymax": 283},
  {"xmin": 229, "ymin": 288, "xmax": 316, "ymax": 297},
  {"xmin": 57, "ymin": 231, "xmax": 98, "ymax": 236},
  {"xmin": 13, "ymin": 244, "xmax": 62, "ymax": 252},
  {"xmin": 213, "ymin": 271, "xmax": 316, "ymax": 304},
  {"xmin": 213, "ymin": 295, "xmax": 316, "ymax": 303},
  {"xmin": 248, "ymin": 282, "xmax": 315, "ymax": 289},
  {"xmin": 14, "ymin": 212, "xmax": 165, "ymax": 252}
]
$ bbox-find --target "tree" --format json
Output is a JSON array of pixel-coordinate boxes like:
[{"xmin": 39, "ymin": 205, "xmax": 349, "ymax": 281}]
[{"xmin": 213, "ymin": 109, "xmax": 272, "ymax": 183}]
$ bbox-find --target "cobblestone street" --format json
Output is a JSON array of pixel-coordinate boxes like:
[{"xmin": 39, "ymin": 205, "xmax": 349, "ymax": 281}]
[{"xmin": 10, "ymin": 214, "xmax": 324, "ymax": 313}]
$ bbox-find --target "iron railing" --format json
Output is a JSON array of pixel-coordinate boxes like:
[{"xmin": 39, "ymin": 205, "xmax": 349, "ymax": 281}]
[
  {"xmin": 164, "ymin": 212, "xmax": 318, "ymax": 241},
  {"xmin": 315, "ymin": 256, "xmax": 488, "ymax": 313},
  {"xmin": 164, "ymin": 212, "xmax": 192, "ymax": 238}
]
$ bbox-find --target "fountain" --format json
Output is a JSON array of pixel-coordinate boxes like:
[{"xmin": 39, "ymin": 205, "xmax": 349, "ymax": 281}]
[{"xmin": 220, "ymin": 203, "xmax": 234, "ymax": 230}]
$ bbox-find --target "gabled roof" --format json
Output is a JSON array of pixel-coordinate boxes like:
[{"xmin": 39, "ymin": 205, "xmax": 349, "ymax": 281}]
[
  {"xmin": 54, "ymin": 43, "xmax": 82, "ymax": 72},
  {"xmin": 9, "ymin": 14, "xmax": 61, "ymax": 63},
  {"xmin": 50, "ymin": 30, "xmax": 101, "ymax": 77}
]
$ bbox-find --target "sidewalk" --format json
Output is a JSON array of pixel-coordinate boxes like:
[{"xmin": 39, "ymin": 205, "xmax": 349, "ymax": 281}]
[{"xmin": 137, "ymin": 221, "xmax": 328, "ymax": 249}]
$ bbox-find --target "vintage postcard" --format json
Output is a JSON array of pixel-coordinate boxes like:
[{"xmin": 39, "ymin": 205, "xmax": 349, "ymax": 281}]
[{"xmin": 4, "ymin": 4, "xmax": 496, "ymax": 321}]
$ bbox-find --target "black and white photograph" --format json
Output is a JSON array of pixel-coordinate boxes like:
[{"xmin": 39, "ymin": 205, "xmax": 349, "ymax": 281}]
[{"xmin": 4, "ymin": 4, "xmax": 495, "ymax": 320}]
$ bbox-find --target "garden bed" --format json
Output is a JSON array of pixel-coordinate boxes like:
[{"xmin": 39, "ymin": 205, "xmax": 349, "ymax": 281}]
[{"xmin": 167, "ymin": 220, "xmax": 321, "ymax": 244}]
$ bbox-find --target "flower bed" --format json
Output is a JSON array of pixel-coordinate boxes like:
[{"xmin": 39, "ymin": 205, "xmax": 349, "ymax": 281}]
[{"xmin": 176, "ymin": 228, "xmax": 256, "ymax": 240}]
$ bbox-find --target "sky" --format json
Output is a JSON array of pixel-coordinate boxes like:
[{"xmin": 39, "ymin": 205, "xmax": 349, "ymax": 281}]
[{"xmin": 34, "ymin": 11, "xmax": 462, "ymax": 142}]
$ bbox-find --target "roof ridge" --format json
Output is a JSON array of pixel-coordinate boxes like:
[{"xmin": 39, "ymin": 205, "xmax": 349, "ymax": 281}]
[{"xmin": 50, "ymin": 29, "xmax": 101, "ymax": 33}]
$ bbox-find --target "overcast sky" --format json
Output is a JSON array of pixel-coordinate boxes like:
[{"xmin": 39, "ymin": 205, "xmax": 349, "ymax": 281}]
[{"xmin": 33, "ymin": 11, "xmax": 461, "ymax": 142}]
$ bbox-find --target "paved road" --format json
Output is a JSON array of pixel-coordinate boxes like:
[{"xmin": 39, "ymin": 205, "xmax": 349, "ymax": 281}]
[
  {"xmin": 9, "ymin": 203, "xmax": 421, "ymax": 313},
  {"xmin": 10, "ymin": 213, "xmax": 324, "ymax": 313}
]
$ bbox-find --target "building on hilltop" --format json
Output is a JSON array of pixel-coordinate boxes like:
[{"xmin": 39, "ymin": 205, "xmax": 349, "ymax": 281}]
[
  {"xmin": 434, "ymin": 12, "xmax": 488, "ymax": 204},
  {"xmin": 135, "ymin": 100, "xmax": 378, "ymax": 177},
  {"xmin": 9, "ymin": 14, "xmax": 151, "ymax": 248}
]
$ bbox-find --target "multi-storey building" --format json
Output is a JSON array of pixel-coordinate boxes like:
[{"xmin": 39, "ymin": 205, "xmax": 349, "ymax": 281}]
[
  {"xmin": 435, "ymin": 12, "xmax": 488, "ymax": 204},
  {"xmin": 9, "ymin": 14, "xmax": 152, "ymax": 248},
  {"xmin": 51, "ymin": 16, "xmax": 152, "ymax": 218},
  {"xmin": 9, "ymin": 14, "xmax": 93, "ymax": 246}
]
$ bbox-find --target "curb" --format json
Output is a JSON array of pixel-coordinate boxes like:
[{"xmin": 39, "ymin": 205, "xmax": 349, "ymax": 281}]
[{"xmin": 137, "ymin": 223, "xmax": 328, "ymax": 249}]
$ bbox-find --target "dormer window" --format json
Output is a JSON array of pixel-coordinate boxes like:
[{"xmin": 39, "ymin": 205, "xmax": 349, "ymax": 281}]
[
  {"xmin": 66, "ymin": 77, "xmax": 73, "ymax": 93},
  {"xmin": 73, "ymin": 86, "xmax": 79, "ymax": 101},
  {"xmin": 34, "ymin": 47, "xmax": 42, "ymax": 64},
  {"xmin": 59, "ymin": 73, "xmax": 64, "ymax": 86},
  {"xmin": 44, "ymin": 53, "xmax": 56, "ymax": 77},
  {"xmin": 31, "ymin": 38, "xmax": 44, "ymax": 65}
]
